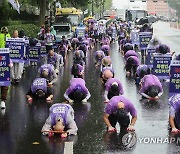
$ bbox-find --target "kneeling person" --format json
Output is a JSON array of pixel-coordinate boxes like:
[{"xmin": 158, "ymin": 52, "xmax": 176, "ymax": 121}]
[
  {"xmin": 64, "ymin": 78, "xmax": 91, "ymax": 104},
  {"xmin": 139, "ymin": 74, "xmax": 163, "ymax": 100},
  {"xmin": 103, "ymin": 96, "xmax": 137, "ymax": 132},
  {"xmin": 26, "ymin": 78, "xmax": 53, "ymax": 103},
  {"xmin": 104, "ymin": 78, "xmax": 124, "ymax": 102},
  {"xmin": 169, "ymin": 94, "xmax": 180, "ymax": 133},
  {"xmin": 41, "ymin": 103, "xmax": 78, "ymax": 138}
]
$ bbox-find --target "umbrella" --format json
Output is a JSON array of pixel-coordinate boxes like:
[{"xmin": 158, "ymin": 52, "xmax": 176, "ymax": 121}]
[
  {"xmin": 146, "ymin": 16, "xmax": 158, "ymax": 23},
  {"xmin": 136, "ymin": 18, "xmax": 149, "ymax": 25},
  {"xmin": 87, "ymin": 19, "xmax": 97, "ymax": 23},
  {"xmin": 106, "ymin": 19, "xmax": 117, "ymax": 26}
]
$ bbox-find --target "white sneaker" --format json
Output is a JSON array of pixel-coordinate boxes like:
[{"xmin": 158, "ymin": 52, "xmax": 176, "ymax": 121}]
[{"xmin": 0, "ymin": 101, "xmax": 6, "ymax": 109}]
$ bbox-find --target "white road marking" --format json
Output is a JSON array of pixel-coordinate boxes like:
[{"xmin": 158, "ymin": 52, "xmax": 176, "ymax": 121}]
[{"xmin": 64, "ymin": 142, "xmax": 73, "ymax": 154}]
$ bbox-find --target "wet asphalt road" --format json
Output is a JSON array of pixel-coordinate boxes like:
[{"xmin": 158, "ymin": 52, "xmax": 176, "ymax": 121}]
[{"xmin": 0, "ymin": 21, "xmax": 180, "ymax": 154}]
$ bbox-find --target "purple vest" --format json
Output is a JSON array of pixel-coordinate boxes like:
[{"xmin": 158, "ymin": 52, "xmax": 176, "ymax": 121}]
[
  {"xmin": 102, "ymin": 37, "xmax": 110, "ymax": 45},
  {"xmin": 140, "ymin": 75, "xmax": 163, "ymax": 93},
  {"xmin": 136, "ymin": 65, "xmax": 149, "ymax": 76},
  {"xmin": 39, "ymin": 64, "xmax": 54, "ymax": 75},
  {"xmin": 83, "ymin": 40, "xmax": 89, "ymax": 46},
  {"xmin": 101, "ymin": 45, "xmax": 110, "ymax": 52},
  {"xmin": 95, "ymin": 50, "xmax": 105, "ymax": 60},
  {"xmin": 72, "ymin": 38, "xmax": 79, "ymax": 43},
  {"xmin": 105, "ymin": 78, "xmax": 124, "ymax": 95},
  {"xmin": 50, "ymin": 104, "xmax": 70, "ymax": 126},
  {"xmin": 119, "ymin": 31, "xmax": 125, "ymax": 37},
  {"xmin": 126, "ymin": 56, "xmax": 140, "ymax": 65},
  {"xmin": 124, "ymin": 50, "xmax": 138, "ymax": 60},
  {"xmin": 31, "ymin": 78, "xmax": 47, "ymax": 93},
  {"xmin": 47, "ymin": 53, "xmax": 58, "ymax": 65},
  {"xmin": 169, "ymin": 94, "xmax": 180, "ymax": 123}
]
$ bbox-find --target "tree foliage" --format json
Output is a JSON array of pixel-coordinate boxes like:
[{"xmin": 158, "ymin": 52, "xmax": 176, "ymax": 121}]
[{"xmin": 167, "ymin": 0, "xmax": 180, "ymax": 17}]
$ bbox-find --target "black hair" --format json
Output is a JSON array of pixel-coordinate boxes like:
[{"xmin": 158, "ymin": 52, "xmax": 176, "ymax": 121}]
[
  {"xmin": 116, "ymin": 108, "xmax": 127, "ymax": 119},
  {"xmin": 159, "ymin": 45, "xmax": 169, "ymax": 54},
  {"xmin": 19, "ymin": 30, "xmax": 25, "ymax": 38},
  {"xmin": 147, "ymin": 85, "xmax": 160, "ymax": 97},
  {"xmin": 110, "ymin": 84, "xmax": 119, "ymax": 95},
  {"xmin": 29, "ymin": 38, "xmax": 38, "ymax": 47},
  {"xmin": 36, "ymin": 89, "xmax": 45, "ymax": 98},
  {"xmin": 71, "ymin": 64, "xmax": 79, "ymax": 76},
  {"xmin": 139, "ymin": 68, "xmax": 151, "ymax": 79},
  {"xmin": 124, "ymin": 44, "xmax": 133, "ymax": 54},
  {"xmin": 73, "ymin": 89, "xmax": 83, "ymax": 101}
]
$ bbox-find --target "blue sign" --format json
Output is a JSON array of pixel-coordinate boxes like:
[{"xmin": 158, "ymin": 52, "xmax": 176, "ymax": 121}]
[
  {"xmin": 153, "ymin": 53, "xmax": 172, "ymax": 79},
  {"xmin": 76, "ymin": 27, "xmax": 86, "ymax": 38},
  {"xmin": 169, "ymin": 60, "xmax": 180, "ymax": 94},
  {"xmin": 139, "ymin": 32, "xmax": 152, "ymax": 50},
  {"xmin": 146, "ymin": 48, "xmax": 156, "ymax": 68},
  {"xmin": 6, "ymin": 38, "xmax": 25, "ymax": 63},
  {"xmin": 131, "ymin": 30, "xmax": 139, "ymax": 45},
  {"xmin": 29, "ymin": 44, "xmax": 41, "ymax": 62},
  {"xmin": 40, "ymin": 41, "xmax": 47, "ymax": 56},
  {"xmin": 0, "ymin": 48, "xmax": 10, "ymax": 86}
]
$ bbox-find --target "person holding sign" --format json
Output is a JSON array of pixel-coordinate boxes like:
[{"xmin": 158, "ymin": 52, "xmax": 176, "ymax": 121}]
[
  {"xmin": 26, "ymin": 78, "xmax": 53, "ymax": 104},
  {"xmin": 10, "ymin": 30, "xmax": 24, "ymax": 84},
  {"xmin": 103, "ymin": 96, "xmax": 137, "ymax": 132},
  {"xmin": 169, "ymin": 94, "xmax": 180, "ymax": 133},
  {"xmin": 41, "ymin": 103, "xmax": 78, "ymax": 138},
  {"xmin": 64, "ymin": 78, "xmax": 91, "ymax": 105},
  {"xmin": 139, "ymin": 74, "xmax": 163, "ymax": 100},
  {"xmin": 147, "ymin": 37, "xmax": 161, "ymax": 49},
  {"xmin": 155, "ymin": 44, "xmax": 170, "ymax": 55},
  {"xmin": 0, "ymin": 48, "xmax": 12, "ymax": 109},
  {"xmin": 44, "ymin": 27, "xmax": 54, "ymax": 52},
  {"xmin": 38, "ymin": 64, "xmax": 58, "ymax": 86}
]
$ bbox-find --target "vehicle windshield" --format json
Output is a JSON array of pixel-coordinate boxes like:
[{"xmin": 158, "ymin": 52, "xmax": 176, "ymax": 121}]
[
  {"xmin": 127, "ymin": 10, "xmax": 147, "ymax": 21},
  {"xmin": 53, "ymin": 26, "xmax": 70, "ymax": 32},
  {"xmin": 55, "ymin": 14, "xmax": 79, "ymax": 26}
]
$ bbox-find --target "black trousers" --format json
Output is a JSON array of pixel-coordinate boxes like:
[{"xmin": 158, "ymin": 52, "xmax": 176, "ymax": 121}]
[
  {"xmin": 68, "ymin": 92, "xmax": 86, "ymax": 102},
  {"xmin": 108, "ymin": 114, "xmax": 130, "ymax": 129}
]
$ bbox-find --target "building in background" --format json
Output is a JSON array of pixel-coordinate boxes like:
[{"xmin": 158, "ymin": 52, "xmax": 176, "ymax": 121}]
[{"xmin": 147, "ymin": 1, "xmax": 169, "ymax": 17}]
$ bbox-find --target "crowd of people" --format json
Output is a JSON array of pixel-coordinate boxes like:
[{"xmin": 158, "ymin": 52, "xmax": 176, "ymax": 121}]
[{"xmin": 0, "ymin": 18, "xmax": 180, "ymax": 140}]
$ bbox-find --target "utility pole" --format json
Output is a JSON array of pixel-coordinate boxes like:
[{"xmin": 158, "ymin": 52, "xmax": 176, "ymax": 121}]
[
  {"xmin": 92, "ymin": 0, "xmax": 94, "ymax": 16},
  {"xmin": 102, "ymin": 0, "xmax": 105, "ymax": 17}
]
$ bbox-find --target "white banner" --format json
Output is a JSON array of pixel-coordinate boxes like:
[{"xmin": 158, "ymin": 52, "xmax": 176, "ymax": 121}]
[{"xmin": 8, "ymin": 0, "xmax": 20, "ymax": 14}]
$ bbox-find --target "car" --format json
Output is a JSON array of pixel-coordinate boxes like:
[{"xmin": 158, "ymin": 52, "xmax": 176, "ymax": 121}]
[{"xmin": 53, "ymin": 23, "xmax": 74, "ymax": 41}]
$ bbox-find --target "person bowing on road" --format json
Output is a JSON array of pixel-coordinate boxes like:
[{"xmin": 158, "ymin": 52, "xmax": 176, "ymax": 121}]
[
  {"xmin": 103, "ymin": 96, "xmax": 137, "ymax": 132},
  {"xmin": 169, "ymin": 94, "xmax": 180, "ymax": 133},
  {"xmin": 41, "ymin": 103, "xmax": 78, "ymax": 138},
  {"xmin": 64, "ymin": 78, "xmax": 91, "ymax": 105}
]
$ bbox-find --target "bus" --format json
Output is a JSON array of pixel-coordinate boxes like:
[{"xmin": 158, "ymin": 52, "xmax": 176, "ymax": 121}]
[
  {"xmin": 55, "ymin": 7, "xmax": 83, "ymax": 31},
  {"xmin": 125, "ymin": 9, "xmax": 148, "ymax": 21}
]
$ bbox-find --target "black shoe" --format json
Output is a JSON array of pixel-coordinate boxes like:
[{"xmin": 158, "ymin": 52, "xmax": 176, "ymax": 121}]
[
  {"xmin": 15, "ymin": 79, "xmax": 20, "ymax": 83},
  {"xmin": 11, "ymin": 79, "xmax": 16, "ymax": 84}
]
